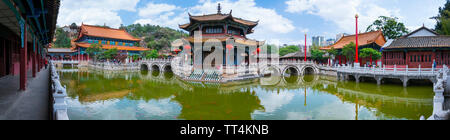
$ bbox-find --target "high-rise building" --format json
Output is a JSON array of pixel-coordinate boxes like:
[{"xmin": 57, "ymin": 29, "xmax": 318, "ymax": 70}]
[
  {"xmin": 324, "ymin": 38, "xmax": 336, "ymax": 46},
  {"xmin": 312, "ymin": 36, "xmax": 325, "ymax": 47}
]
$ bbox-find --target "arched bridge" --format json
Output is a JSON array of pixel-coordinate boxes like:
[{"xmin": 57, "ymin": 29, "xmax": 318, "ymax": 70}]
[
  {"xmin": 139, "ymin": 58, "xmax": 173, "ymax": 73},
  {"xmin": 139, "ymin": 59, "xmax": 321, "ymax": 77},
  {"xmin": 260, "ymin": 60, "xmax": 320, "ymax": 76}
]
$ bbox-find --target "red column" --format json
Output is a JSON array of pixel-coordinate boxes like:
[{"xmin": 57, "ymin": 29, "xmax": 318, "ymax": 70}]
[
  {"xmin": 78, "ymin": 47, "xmax": 80, "ymax": 61},
  {"xmin": 1, "ymin": 39, "xmax": 5, "ymax": 76},
  {"xmin": 38, "ymin": 46, "xmax": 41, "ymax": 72},
  {"xmin": 355, "ymin": 14, "xmax": 359, "ymax": 64},
  {"xmin": 20, "ymin": 21, "xmax": 28, "ymax": 90},
  {"xmin": 32, "ymin": 37, "xmax": 36, "ymax": 77},
  {"xmin": 304, "ymin": 34, "xmax": 307, "ymax": 61}
]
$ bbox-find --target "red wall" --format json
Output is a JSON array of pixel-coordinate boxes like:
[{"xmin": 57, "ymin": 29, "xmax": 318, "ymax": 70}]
[{"xmin": 383, "ymin": 50, "xmax": 450, "ymax": 68}]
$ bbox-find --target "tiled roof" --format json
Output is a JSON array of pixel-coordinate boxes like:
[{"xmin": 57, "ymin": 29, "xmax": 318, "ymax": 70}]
[
  {"xmin": 47, "ymin": 48, "xmax": 75, "ymax": 53},
  {"xmin": 75, "ymin": 43, "xmax": 150, "ymax": 51},
  {"xmin": 321, "ymin": 30, "xmax": 386, "ymax": 50},
  {"xmin": 179, "ymin": 13, "xmax": 258, "ymax": 33},
  {"xmin": 383, "ymin": 36, "xmax": 450, "ymax": 49},
  {"xmin": 402, "ymin": 26, "xmax": 438, "ymax": 38},
  {"xmin": 280, "ymin": 51, "xmax": 311, "ymax": 58},
  {"xmin": 76, "ymin": 24, "xmax": 141, "ymax": 41}
]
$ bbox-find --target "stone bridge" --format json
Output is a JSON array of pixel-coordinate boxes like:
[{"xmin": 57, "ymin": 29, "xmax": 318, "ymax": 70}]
[
  {"xmin": 337, "ymin": 65, "xmax": 442, "ymax": 87},
  {"xmin": 139, "ymin": 58, "xmax": 322, "ymax": 77},
  {"xmin": 139, "ymin": 58, "xmax": 173, "ymax": 73},
  {"xmin": 260, "ymin": 60, "xmax": 321, "ymax": 76}
]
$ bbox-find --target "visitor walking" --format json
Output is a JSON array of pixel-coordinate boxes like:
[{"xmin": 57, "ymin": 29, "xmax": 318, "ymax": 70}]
[
  {"xmin": 45, "ymin": 59, "xmax": 48, "ymax": 69},
  {"xmin": 433, "ymin": 59, "xmax": 437, "ymax": 69}
]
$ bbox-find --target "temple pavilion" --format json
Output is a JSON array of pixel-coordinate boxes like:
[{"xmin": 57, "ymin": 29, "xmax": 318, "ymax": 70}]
[
  {"xmin": 176, "ymin": 3, "xmax": 265, "ymax": 72},
  {"xmin": 73, "ymin": 24, "xmax": 149, "ymax": 61},
  {"xmin": 321, "ymin": 30, "xmax": 387, "ymax": 66},
  {"xmin": 382, "ymin": 26, "xmax": 450, "ymax": 68}
]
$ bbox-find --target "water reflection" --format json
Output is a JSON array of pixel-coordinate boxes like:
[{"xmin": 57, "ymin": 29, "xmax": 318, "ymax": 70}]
[{"xmin": 59, "ymin": 69, "xmax": 433, "ymax": 120}]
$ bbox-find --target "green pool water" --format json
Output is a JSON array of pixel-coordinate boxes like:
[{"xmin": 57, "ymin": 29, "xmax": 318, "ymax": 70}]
[{"xmin": 59, "ymin": 69, "xmax": 434, "ymax": 120}]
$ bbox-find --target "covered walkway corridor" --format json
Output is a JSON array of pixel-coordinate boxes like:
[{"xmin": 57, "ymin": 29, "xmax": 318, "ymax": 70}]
[{"xmin": 0, "ymin": 68, "xmax": 50, "ymax": 120}]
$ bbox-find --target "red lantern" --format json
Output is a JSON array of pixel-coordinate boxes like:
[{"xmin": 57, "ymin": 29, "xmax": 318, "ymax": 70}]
[
  {"xmin": 256, "ymin": 48, "xmax": 261, "ymax": 53},
  {"xmin": 226, "ymin": 44, "xmax": 233, "ymax": 50},
  {"xmin": 184, "ymin": 45, "xmax": 191, "ymax": 50}
]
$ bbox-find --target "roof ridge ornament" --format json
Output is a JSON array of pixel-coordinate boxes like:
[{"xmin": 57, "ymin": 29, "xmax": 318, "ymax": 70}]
[{"xmin": 218, "ymin": 3, "xmax": 222, "ymax": 14}]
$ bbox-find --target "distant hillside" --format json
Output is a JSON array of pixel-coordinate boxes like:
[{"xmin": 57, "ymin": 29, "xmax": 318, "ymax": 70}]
[{"xmin": 119, "ymin": 24, "xmax": 188, "ymax": 52}]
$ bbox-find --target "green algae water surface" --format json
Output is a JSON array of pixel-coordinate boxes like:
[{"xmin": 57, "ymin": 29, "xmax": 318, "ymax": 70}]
[{"xmin": 59, "ymin": 69, "xmax": 433, "ymax": 120}]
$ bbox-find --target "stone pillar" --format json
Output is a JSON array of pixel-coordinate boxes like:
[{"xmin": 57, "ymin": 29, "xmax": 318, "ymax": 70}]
[
  {"xmin": 355, "ymin": 75, "xmax": 360, "ymax": 83},
  {"xmin": 19, "ymin": 20, "xmax": 28, "ymax": 90},
  {"xmin": 402, "ymin": 77, "xmax": 409, "ymax": 87},
  {"xmin": 375, "ymin": 77, "xmax": 382, "ymax": 85},
  {"xmin": 337, "ymin": 72, "xmax": 340, "ymax": 81},
  {"xmin": 433, "ymin": 88, "xmax": 445, "ymax": 118}
]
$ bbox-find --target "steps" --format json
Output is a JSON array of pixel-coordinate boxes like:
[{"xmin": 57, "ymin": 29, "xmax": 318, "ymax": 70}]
[{"xmin": 185, "ymin": 69, "xmax": 222, "ymax": 82}]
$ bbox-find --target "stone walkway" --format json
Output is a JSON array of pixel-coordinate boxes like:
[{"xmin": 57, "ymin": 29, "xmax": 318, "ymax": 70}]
[{"xmin": 0, "ymin": 68, "xmax": 50, "ymax": 120}]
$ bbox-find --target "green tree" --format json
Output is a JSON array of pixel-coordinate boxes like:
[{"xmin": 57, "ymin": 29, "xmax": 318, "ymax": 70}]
[
  {"xmin": 366, "ymin": 16, "xmax": 409, "ymax": 39},
  {"xmin": 101, "ymin": 48, "xmax": 118, "ymax": 60},
  {"xmin": 53, "ymin": 28, "xmax": 71, "ymax": 48},
  {"xmin": 70, "ymin": 23, "xmax": 77, "ymax": 29},
  {"xmin": 279, "ymin": 45, "xmax": 300, "ymax": 56},
  {"xmin": 359, "ymin": 48, "xmax": 381, "ymax": 66},
  {"xmin": 85, "ymin": 43, "xmax": 103, "ymax": 61},
  {"xmin": 311, "ymin": 48, "xmax": 326, "ymax": 62},
  {"xmin": 141, "ymin": 50, "xmax": 159, "ymax": 59},
  {"xmin": 342, "ymin": 42, "xmax": 356, "ymax": 63},
  {"xmin": 149, "ymin": 50, "xmax": 159, "ymax": 58},
  {"xmin": 327, "ymin": 47, "xmax": 339, "ymax": 59},
  {"xmin": 435, "ymin": 0, "xmax": 450, "ymax": 35}
]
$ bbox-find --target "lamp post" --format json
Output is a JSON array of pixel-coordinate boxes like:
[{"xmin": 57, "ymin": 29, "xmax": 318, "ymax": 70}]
[{"xmin": 355, "ymin": 14, "xmax": 360, "ymax": 67}]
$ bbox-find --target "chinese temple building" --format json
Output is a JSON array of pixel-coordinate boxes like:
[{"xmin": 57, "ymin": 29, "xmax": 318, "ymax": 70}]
[
  {"xmin": 382, "ymin": 26, "xmax": 450, "ymax": 68},
  {"xmin": 177, "ymin": 3, "xmax": 264, "ymax": 72},
  {"xmin": 321, "ymin": 30, "xmax": 386, "ymax": 66},
  {"xmin": 0, "ymin": 0, "xmax": 60, "ymax": 90},
  {"xmin": 73, "ymin": 24, "xmax": 149, "ymax": 61},
  {"xmin": 47, "ymin": 48, "xmax": 76, "ymax": 60}
]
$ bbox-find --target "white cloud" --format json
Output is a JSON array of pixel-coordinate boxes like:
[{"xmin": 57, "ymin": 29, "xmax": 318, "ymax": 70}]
[
  {"xmin": 253, "ymin": 89, "xmax": 296, "ymax": 113},
  {"xmin": 285, "ymin": 0, "xmax": 400, "ymax": 33},
  {"xmin": 57, "ymin": 0, "xmax": 140, "ymax": 28},
  {"xmin": 138, "ymin": 3, "xmax": 178, "ymax": 17},
  {"xmin": 135, "ymin": 0, "xmax": 295, "ymax": 42},
  {"xmin": 190, "ymin": 0, "xmax": 295, "ymax": 36},
  {"xmin": 134, "ymin": 2, "xmax": 187, "ymax": 29}
]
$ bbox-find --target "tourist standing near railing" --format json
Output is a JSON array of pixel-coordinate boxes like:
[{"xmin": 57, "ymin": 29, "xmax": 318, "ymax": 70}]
[{"xmin": 45, "ymin": 59, "xmax": 48, "ymax": 69}]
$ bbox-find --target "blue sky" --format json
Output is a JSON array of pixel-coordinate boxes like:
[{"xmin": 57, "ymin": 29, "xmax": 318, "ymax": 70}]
[{"xmin": 57, "ymin": 0, "xmax": 447, "ymax": 45}]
